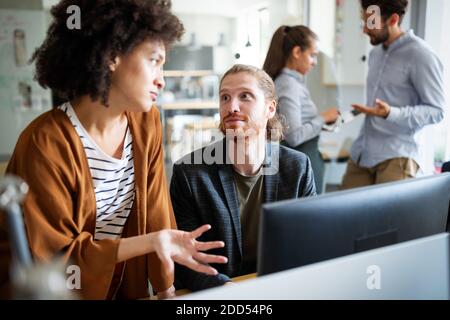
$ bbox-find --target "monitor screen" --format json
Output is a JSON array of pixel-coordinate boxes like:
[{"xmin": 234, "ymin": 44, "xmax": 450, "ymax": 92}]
[{"xmin": 257, "ymin": 174, "xmax": 450, "ymax": 276}]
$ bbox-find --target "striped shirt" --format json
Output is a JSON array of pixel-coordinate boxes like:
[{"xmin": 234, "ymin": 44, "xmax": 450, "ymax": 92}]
[{"xmin": 59, "ymin": 102, "xmax": 135, "ymax": 240}]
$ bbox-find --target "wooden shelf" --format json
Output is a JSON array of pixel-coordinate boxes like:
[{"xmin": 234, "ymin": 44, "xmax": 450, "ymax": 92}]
[
  {"xmin": 160, "ymin": 100, "xmax": 218, "ymax": 110},
  {"xmin": 163, "ymin": 70, "xmax": 215, "ymax": 77},
  {"xmin": 184, "ymin": 119, "xmax": 218, "ymax": 130}
]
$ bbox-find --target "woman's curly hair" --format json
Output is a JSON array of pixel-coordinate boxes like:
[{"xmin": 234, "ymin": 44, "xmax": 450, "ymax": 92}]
[{"xmin": 31, "ymin": 0, "xmax": 184, "ymax": 106}]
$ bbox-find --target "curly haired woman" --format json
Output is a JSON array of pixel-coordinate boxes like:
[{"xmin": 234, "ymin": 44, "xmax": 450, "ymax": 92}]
[{"xmin": 0, "ymin": 0, "xmax": 226, "ymax": 300}]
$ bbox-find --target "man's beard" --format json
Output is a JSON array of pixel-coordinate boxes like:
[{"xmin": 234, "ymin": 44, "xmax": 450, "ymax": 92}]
[
  {"xmin": 219, "ymin": 113, "xmax": 264, "ymax": 139},
  {"xmin": 369, "ymin": 25, "xmax": 390, "ymax": 47}
]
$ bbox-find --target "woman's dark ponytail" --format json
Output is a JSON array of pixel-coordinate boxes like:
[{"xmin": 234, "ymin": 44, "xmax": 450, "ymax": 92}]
[{"xmin": 263, "ymin": 25, "xmax": 318, "ymax": 80}]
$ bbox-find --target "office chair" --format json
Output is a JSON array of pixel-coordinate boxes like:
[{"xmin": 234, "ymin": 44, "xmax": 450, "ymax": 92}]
[{"xmin": 442, "ymin": 161, "xmax": 450, "ymax": 173}]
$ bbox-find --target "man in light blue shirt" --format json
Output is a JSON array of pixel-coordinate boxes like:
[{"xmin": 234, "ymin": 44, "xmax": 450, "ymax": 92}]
[{"xmin": 341, "ymin": 0, "xmax": 445, "ymax": 189}]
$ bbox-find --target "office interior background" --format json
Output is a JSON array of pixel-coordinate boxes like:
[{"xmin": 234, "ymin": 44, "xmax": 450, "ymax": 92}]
[{"xmin": 0, "ymin": 0, "xmax": 449, "ymax": 189}]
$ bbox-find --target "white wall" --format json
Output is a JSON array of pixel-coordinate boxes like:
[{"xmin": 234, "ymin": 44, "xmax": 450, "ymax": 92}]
[
  {"xmin": 174, "ymin": 13, "xmax": 235, "ymax": 74},
  {"xmin": 310, "ymin": 0, "xmax": 335, "ymax": 58},
  {"xmin": 172, "ymin": 0, "xmax": 266, "ymax": 17},
  {"xmin": 241, "ymin": 0, "xmax": 305, "ymax": 67},
  {"xmin": 267, "ymin": 0, "xmax": 305, "ymax": 32},
  {"xmin": 176, "ymin": 14, "xmax": 234, "ymax": 47},
  {"xmin": 175, "ymin": 0, "xmax": 306, "ymax": 71}
]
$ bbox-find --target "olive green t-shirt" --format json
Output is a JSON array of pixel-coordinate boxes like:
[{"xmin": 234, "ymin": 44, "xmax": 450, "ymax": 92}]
[{"xmin": 233, "ymin": 169, "xmax": 264, "ymax": 274}]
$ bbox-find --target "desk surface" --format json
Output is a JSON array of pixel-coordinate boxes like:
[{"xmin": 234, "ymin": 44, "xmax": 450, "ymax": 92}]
[
  {"xmin": 147, "ymin": 273, "xmax": 257, "ymax": 300},
  {"xmin": 175, "ymin": 273, "xmax": 256, "ymax": 297}
]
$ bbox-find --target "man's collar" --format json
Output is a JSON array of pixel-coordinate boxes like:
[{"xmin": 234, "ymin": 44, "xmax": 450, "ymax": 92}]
[{"xmin": 382, "ymin": 29, "xmax": 413, "ymax": 51}]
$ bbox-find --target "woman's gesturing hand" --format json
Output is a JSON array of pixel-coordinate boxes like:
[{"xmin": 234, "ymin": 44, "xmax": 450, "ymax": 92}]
[{"xmin": 151, "ymin": 224, "xmax": 228, "ymax": 276}]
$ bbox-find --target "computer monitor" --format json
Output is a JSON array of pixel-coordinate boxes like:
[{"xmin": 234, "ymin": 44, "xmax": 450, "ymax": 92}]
[{"xmin": 257, "ymin": 173, "xmax": 450, "ymax": 276}]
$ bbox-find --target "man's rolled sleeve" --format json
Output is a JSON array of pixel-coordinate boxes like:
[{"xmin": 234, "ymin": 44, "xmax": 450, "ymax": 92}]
[{"xmin": 385, "ymin": 106, "xmax": 401, "ymax": 123}]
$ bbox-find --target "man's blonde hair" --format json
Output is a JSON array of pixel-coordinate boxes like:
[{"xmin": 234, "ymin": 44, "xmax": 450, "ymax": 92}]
[{"xmin": 220, "ymin": 64, "xmax": 285, "ymax": 142}]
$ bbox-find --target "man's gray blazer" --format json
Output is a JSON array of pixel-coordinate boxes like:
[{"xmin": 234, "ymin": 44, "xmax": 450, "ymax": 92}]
[{"xmin": 170, "ymin": 139, "xmax": 316, "ymax": 291}]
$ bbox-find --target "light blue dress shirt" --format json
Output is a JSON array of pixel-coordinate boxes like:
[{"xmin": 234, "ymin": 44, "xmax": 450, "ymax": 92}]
[
  {"xmin": 275, "ymin": 68, "xmax": 325, "ymax": 148},
  {"xmin": 351, "ymin": 30, "xmax": 445, "ymax": 169}
]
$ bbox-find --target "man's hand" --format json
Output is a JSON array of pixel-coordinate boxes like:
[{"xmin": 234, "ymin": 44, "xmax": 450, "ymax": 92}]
[
  {"xmin": 321, "ymin": 107, "xmax": 340, "ymax": 124},
  {"xmin": 352, "ymin": 99, "xmax": 391, "ymax": 118},
  {"xmin": 150, "ymin": 224, "xmax": 228, "ymax": 276}
]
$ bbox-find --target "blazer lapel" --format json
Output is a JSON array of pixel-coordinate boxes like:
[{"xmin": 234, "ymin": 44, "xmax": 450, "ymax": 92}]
[
  {"xmin": 264, "ymin": 172, "xmax": 279, "ymax": 203},
  {"xmin": 263, "ymin": 142, "xmax": 280, "ymax": 203},
  {"xmin": 217, "ymin": 164, "xmax": 242, "ymax": 258}
]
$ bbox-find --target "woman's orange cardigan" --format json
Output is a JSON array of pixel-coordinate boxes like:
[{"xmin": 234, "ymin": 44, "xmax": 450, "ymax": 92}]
[{"xmin": 0, "ymin": 107, "xmax": 176, "ymax": 299}]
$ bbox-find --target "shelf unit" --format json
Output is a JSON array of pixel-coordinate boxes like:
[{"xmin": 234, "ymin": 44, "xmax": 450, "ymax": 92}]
[
  {"xmin": 163, "ymin": 70, "xmax": 215, "ymax": 78},
  {"xmin": 159, "ymin": 70, "xmax": 220, "ymax": 165},
  {"xmin": 160, "ymin": 100, "xmax": 218, "ymax": 111}
]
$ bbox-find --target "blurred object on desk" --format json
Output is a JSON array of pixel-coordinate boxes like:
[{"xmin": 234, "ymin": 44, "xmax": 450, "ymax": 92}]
[
  {"xmin": 0, "ymin": 175, "xmax": 78, "ymax": 299},
  {"xmin": 0, "ymin": 162, "xmax": 8, "ymax": 176}
]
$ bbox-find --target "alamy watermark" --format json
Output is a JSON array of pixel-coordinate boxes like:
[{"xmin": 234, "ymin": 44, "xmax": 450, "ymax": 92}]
[
  {"xmin": 66, "ymin": 264, "xmax": 81, "ymax": 290},
  {"xmin": 366, "ymin": 5, "xmax": 383, "ymax": 30},
  {"xmin": 66, "ymin": 5, "xmax": 81, "ymax": 30},
  {"xmin": 366, "ymin": 265, "xmax": 381, "ymax": 290},
  {"xmin": 173, "ymin": 127, "xmax": 280, "ymax": 176},
  {"xmin": 64, "ymin": 4, "xmax": 384, "ymax": 32}
]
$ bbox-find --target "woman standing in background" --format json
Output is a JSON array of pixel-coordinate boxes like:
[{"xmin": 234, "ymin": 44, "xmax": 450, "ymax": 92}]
[{"xmin": 263, "ymin": 25, "xmax": 339, "ymax": 193}]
